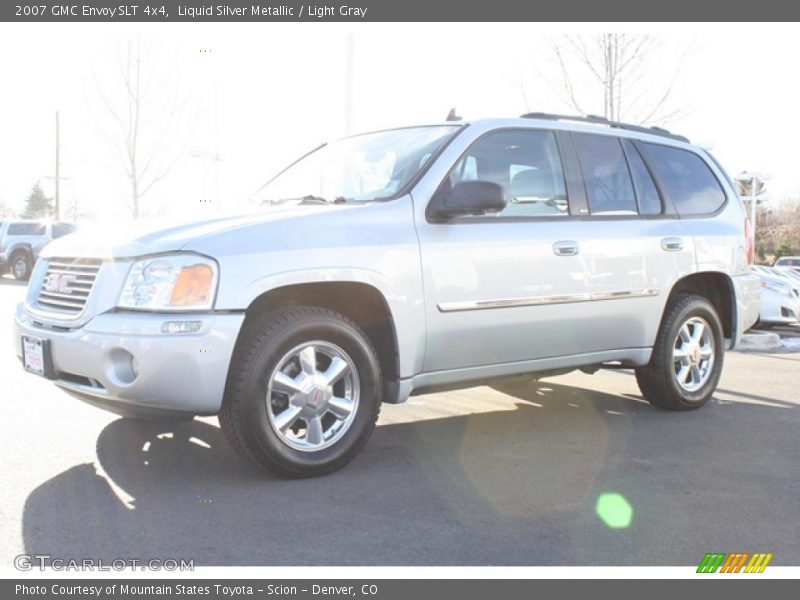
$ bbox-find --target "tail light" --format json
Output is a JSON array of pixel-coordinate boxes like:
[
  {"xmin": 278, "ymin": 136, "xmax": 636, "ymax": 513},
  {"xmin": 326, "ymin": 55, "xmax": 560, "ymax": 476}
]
[{"xmin": 744, "ymin": 217, "xmax": 755, "ymax": 264}]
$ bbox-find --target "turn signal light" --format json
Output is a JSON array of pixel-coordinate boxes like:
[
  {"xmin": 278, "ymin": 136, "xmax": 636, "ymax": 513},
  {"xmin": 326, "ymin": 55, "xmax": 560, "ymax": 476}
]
[{"xmin": 170, "ymin": 264, "xmax": 214, "ymax": 306}]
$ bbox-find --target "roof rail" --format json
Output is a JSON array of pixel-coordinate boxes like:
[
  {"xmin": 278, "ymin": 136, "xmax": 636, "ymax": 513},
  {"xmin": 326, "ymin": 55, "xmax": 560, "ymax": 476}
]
[{"xmin": 520, "ymin": 112, "xmax": 689, "ymax": 143}]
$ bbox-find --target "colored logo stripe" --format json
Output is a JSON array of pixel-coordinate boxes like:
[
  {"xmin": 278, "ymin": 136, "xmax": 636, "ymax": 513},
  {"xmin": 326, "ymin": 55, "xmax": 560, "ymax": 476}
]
[
  {"xmin": 697, "ymin": 553, "xmax": 726, "ymax": 573},
  {"xmin": 719, "ymin": 553, "xmax": 749, "ymax": 573},
  {"xmin": 744, "ymin": 553, "xmax": 773, "ymax": 573},
  {"xmin": 697, "ymin": 552, "xmax": 773, "ymax": 573}
]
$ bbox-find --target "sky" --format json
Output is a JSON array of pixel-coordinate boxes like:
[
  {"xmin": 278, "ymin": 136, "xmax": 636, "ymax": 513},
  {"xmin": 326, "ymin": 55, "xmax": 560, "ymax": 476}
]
[{"xmin": 0, "ymin": 22, "xmax": 798, "ymax": 222}]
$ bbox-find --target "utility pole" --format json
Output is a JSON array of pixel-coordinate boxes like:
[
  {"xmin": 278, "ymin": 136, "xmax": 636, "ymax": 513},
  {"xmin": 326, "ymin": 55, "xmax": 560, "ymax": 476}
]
[
  {"xmin": 44, "ymin": 111, "xmax": 66, "ymax": 220},
  {"xmin": 344, "ymin": 34, "xmax": 354, "ymax": 136},
  {"xmin": 54, "ymin": 111, "xmax": 60, "ymax": 219}
]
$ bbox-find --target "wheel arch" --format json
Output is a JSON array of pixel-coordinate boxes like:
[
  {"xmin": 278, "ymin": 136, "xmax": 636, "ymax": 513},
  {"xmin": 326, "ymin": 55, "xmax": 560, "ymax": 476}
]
[
  {"xmin": 234, "ymin": 280, "xmax": 404, "ymax": 403},
  {"xmin": 666, "ymin": 271, "xmax": 737, "ymax": 344},
  {"xmin": 8, "ymin": 243, "xmax": 34, "ymax": 258}
]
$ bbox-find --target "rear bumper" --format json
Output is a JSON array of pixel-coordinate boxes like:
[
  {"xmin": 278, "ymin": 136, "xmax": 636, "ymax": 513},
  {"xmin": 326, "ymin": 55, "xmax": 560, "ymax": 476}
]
[
  {"xmin": 14, "ymin": 303, "xmax": 245, "ymax": 415},
  {"xmin": 731, "ymin": 272, "xmax": 762, "ymax": 347}
]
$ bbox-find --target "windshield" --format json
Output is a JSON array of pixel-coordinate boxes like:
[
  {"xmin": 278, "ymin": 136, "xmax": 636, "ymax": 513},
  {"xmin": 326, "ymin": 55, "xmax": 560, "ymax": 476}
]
[{"xmin": 259, "ymin": 125, "xmax": 460, "ymax": 204}]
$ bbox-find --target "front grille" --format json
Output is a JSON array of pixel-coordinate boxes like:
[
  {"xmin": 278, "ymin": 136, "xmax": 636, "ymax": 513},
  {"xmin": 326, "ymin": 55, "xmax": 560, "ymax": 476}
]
[{"xmin": 35, "ymin": 257, "xmax": 102, "ymax": 316}]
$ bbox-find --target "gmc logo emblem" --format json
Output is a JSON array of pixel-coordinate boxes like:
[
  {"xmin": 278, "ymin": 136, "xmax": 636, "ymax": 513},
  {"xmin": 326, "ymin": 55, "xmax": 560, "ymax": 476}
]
[{"xmin": 43, "ymin": 273, "xmax": 77, "ymax": 294}]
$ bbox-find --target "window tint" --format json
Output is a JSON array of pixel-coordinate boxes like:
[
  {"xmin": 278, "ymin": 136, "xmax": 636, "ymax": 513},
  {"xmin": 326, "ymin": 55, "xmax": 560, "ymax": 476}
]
[
  {"xmin": 573, "ymin": 133, "xmax": 637, "ymax": 215},
  {"xmin": 642, "ymin": 143, "xmax": 726, "ymax": 215},
  {"xmin": 446, "ymin": 129, "xmax": 568, "ymax": 218},
  {"xmin": 7, "ymin": 222, "xmax": 46, "ymax": 235},
  {"xmin": 52, "ymin": 223, "xmax": 76, "ymax": 238},
  {"xmin": 450, "ymin": 155, "xmax": 478, "ymax": 183},
  {"xmin": 622, "ymin": 139, "xmax": 662, "ymax": 215}
]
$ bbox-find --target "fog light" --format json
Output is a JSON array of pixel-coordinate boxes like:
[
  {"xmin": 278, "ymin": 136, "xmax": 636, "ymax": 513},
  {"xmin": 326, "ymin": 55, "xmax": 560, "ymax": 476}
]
[
  {"xmin": 108, "ymin": 348, "xmax": 138, "ymax": 385},
  {"xmin": 162, "ymin": 320, "xmax": 203, "ymax": 334}
]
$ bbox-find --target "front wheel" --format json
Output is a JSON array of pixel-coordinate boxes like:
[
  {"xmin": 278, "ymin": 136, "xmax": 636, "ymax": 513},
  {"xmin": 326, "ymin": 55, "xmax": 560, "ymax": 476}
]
[
  {"xmin": 635, "ymin": 294, "xmax": 724, "ymax": 410},
  {"xmin": 10, "ymin": 251, "xmax": 33, "ymax": 281},
  {"xmin": 219, "ymin": 306, "xmax": 382, "ymax": 477}
]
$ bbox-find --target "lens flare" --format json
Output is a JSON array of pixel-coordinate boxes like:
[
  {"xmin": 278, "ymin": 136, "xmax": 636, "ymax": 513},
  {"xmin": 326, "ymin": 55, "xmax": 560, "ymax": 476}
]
[{"xmin": 595, "ymin": 492, "xmax": 633, "ymax": 529}]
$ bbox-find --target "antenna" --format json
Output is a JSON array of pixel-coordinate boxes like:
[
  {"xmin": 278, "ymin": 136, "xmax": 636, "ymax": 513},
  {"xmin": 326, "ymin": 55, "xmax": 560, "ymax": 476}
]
[{"xmin": 446, "ymin": 108, "xmax": 461, "ymax": 122}]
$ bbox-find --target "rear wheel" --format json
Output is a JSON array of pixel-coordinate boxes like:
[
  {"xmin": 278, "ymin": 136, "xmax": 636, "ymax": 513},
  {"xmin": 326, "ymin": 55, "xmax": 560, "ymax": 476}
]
[
  {"xmin": 636, "ymin": 294, "xmax": 724, "ymax": 410},
  {"xmin": 219, "ymin": 306, "xmax": 382, "ymax": 477}
]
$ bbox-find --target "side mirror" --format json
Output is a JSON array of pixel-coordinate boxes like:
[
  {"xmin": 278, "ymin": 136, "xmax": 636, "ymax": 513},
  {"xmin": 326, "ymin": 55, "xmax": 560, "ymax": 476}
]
[{"xmin": 432, "ymin": 180, "xmax": 507, "ymax": 219}]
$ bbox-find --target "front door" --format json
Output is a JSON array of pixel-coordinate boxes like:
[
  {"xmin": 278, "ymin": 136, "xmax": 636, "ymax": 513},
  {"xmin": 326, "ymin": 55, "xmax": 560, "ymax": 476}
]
[{"xmin": 416, "ymin": 128, "xmax": 596, "ymax": 373}]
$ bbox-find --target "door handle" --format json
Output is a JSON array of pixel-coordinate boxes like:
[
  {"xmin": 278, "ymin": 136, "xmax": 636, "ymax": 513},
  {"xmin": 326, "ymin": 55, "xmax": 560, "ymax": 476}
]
[
  {"xmin": 661, "ymin": 237, "xmax": 684, "ymax": 252},
  {"xmin": 553, "ymin": 240, "xmax": 579, "ymax": 256}
]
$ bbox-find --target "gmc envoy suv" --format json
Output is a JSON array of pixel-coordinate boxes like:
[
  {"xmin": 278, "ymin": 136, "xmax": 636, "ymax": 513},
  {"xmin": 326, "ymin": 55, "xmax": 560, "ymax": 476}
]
[{"xmin": 14, "ymin": 114, "xmax": 760, "ymax": 477}]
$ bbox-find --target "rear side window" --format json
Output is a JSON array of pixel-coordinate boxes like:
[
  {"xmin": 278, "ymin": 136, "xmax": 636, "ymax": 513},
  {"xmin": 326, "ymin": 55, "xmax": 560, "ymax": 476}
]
[
  {"xmin": 641, "ymin": 143, "xmax": 726, "ymax": 215},
  {"xmin": 7, "ymin": 222, "xmax": 46, "ymax": 235},
  {"xmin": 573, "ymin": 133, "xmax": 637, "ymax": 215},
  {"xmin": 622, "ymin": 139, "xmax": 662, "ymax": 215}
]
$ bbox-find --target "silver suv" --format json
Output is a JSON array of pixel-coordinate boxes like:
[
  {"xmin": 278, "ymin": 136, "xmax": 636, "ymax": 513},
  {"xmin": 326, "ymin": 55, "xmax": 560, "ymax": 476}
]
[
  {"xmin": 14, "ymin": 115, "xmax": 761, "ymax": 477},
  {"xmin": 1, "ymin": 219, "xmax": 78, "ymax": 280}
]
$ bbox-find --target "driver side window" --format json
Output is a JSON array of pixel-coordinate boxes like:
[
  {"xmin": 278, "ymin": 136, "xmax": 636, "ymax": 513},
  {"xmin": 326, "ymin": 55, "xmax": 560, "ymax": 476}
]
[{"xmin": 446, "ymin": 129, "xmax": 569, "ymax": 218}]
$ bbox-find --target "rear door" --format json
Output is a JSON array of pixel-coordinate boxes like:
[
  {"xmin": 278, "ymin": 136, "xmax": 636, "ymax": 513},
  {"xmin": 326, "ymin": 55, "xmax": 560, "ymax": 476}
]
[{"xmin": 559, "ymin": 132, "xmax": 692, "ymax": 352}]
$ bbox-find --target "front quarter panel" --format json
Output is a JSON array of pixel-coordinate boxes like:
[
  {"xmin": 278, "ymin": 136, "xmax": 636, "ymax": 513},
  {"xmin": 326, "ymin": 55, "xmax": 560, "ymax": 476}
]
[{"xmin": 184, "ymin": 197, "xmax": 426, "ymax": 378}]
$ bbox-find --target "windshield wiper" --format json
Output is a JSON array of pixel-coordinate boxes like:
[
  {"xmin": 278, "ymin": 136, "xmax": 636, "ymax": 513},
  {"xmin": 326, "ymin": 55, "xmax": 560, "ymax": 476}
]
[
  {"xmin": 298, "ymin": 195, "xmax": 348, "ymax": 205},
  {"xmin": 264, "ymin": 195, "xmax": 348, "ymax": 206}
]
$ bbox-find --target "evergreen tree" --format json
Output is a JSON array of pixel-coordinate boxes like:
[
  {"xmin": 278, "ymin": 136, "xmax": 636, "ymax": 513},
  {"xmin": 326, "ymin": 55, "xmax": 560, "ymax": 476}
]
[
  {"xmin": 22, "ymin": 182, "xmax": 53, "ymax": 219},
  {"xmin": 775, "ymin": 240, "xmax": 795, "ymax": 259}
]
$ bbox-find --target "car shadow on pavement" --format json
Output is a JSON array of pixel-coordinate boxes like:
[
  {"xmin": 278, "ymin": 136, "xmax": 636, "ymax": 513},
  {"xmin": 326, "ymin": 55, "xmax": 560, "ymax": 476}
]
[
  {"xmin": 0, "ymin": 274, "xmax": 26, "ymax": 286},
  {"xmin": 22, "ymin": 380, "xmax": 800, "ymax": 566}
]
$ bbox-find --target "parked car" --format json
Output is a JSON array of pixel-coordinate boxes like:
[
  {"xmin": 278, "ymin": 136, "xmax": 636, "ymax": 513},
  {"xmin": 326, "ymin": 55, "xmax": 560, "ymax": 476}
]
[
  {"xmin": 755, "ymin": 272, "xmax": 800, "ymax": 326},
  {"xmin": 777, "ymin": 267, "xmax": 800, "ymax": 286},
  {"xmin": 750, "ymin": 265, "xmax": 800, "ymax": 326},
  {"xmin": 753, "ymin": 264, "xmax": 800, "ymax": 293},
  {"xmin": 774, "ymin": 256, "xmax": 800, "ymax": 273},
  {"xmin": 0, "ymin": 219, "xmax": 79, "ymax": 280},
  {"xmin": 14, "ymin": 114, "xmax": 760, "ymax": 477}
]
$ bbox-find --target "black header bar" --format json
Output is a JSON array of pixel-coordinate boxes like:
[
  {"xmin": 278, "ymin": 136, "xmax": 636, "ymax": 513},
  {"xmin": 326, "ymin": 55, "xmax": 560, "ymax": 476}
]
[{"xmin": 3, "ymin": 0, "xmax": 800, "ymax": 22}]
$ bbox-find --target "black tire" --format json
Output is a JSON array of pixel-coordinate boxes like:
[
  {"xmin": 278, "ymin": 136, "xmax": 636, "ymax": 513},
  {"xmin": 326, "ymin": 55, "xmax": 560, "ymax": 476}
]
[
  {"xmin": 635, "ymin": 294, "xmax": 724, "ymax": 410},
  {"xmin": 219, "ymin": 306, "xmax": 382, "ymax": 478},
  {"xmin": 10, "ymin": 251, "xmax": 33, "ymax": 281}
]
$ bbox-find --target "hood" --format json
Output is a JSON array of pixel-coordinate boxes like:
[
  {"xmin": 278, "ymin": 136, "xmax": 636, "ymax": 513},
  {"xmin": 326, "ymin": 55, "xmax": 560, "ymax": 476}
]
[{"xmin": 40, "ymin": 204, "xmax": 348, "ymax": 260}]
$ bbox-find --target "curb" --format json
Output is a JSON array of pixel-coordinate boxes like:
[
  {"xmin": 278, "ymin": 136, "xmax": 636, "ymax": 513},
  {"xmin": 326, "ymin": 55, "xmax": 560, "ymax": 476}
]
[{"xmin": 737, "ymin": 330, "xmax": 783, "ymax": 352}]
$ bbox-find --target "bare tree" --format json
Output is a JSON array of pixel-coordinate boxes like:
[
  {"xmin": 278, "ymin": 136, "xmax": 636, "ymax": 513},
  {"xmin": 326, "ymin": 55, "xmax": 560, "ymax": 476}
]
[
  {"xmin": 92, "ymin": 37, "xmax": 187, "ymax": 219},
  {"xmin": 545, "ymin": 34, "xmax": 690, "ymax": 124},
  {"xmin": 64, "ymin": 197, "xmax": 90, "ymax": 222},
  {"xmin": 754, "ymin": 197, "xmax": 800, "ymax": 262}
]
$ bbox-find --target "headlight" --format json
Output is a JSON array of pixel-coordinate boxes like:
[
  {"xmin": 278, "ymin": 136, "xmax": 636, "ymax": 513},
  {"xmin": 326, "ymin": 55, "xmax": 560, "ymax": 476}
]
[{"xmin": 118, "ymin": 254, "xmax": 218, "ymax": 311}]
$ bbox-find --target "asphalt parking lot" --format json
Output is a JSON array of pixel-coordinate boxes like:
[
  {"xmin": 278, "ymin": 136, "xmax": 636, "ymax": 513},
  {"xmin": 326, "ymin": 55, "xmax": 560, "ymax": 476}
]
[{"xmin": 1, "ymin": 273, "xmax": 799, "ymax": 567}]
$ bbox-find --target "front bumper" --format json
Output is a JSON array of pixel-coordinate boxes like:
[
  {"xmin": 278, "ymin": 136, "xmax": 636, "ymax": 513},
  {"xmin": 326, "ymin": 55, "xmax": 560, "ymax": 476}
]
[
  {"xmin": 14, "ymin": 303, "xmax": 245, "ymax": 416},
  {"xmin": 758, "ymin": 293, "xmax": 800, "ymax": 325}
]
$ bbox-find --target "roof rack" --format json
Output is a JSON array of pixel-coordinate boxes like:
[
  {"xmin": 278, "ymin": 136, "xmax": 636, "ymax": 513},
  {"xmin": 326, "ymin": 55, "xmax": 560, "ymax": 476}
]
[{"xmin": 520, "ymin": 112, "xmax": 689, "ymax": 143}]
